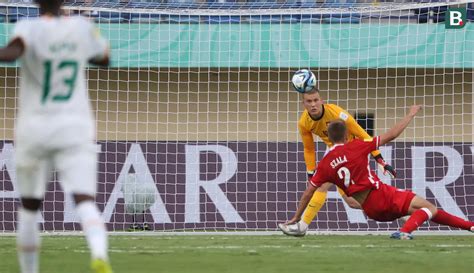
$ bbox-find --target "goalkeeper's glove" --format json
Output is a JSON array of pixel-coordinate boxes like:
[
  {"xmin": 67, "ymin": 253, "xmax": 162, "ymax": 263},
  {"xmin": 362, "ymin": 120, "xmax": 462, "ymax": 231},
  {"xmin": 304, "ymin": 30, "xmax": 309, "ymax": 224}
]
[
  {"xmin": 307, "ymin": 170, "xmax": 315, "ymax": 181},
  {"xmin": 374, "ymin": 155, "xmax": 396, "ymax": 179}
]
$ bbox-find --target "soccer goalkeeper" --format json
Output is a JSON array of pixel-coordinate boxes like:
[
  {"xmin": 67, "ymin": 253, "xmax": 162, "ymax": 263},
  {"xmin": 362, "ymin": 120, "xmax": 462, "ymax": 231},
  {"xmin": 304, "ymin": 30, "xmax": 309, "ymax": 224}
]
[{"xmin": 279, "ymin": 88, "xmax": 395, "ymax": 236}]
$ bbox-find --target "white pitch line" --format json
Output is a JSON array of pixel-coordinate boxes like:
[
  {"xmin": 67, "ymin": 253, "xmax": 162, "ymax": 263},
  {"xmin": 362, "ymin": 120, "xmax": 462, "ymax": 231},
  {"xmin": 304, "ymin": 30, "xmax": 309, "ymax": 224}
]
[
  {"xmin": 114, "ymin": 244, "xmax": 474, "ymax": 250},
  {"xmin": 73, "ymin": 249, "xmax": 176, "ymax": 254},
  {"xmin": 434, "ymin": 244, "xmax": 473, "ymax": 248},
  {"xmin": 50, "ymin": 243, "xmax": 474, "ymax": 256}
]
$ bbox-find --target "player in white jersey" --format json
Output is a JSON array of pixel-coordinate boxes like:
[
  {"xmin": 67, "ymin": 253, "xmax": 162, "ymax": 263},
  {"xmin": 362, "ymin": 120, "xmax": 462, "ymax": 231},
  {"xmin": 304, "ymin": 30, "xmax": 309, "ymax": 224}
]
[{"xmin": 0, "ymin": 1, "xmax": 112, "ymax": 273}]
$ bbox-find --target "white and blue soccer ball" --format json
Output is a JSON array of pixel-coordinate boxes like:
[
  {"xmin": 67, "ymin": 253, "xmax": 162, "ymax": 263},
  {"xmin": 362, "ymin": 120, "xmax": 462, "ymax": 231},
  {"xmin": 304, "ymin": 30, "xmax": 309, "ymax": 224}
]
[{"xmin": 291, "ymin": 69, "xmax": 317, "ymax": 93}]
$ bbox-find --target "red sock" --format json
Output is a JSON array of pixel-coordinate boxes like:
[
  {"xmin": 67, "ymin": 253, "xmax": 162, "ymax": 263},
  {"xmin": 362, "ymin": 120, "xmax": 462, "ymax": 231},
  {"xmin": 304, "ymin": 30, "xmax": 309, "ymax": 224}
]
[
  {"xmin": 431, "ymin": 210, "xmax": 474, "ymax": 231},
  {"xmin": 400, "ymin": 209, "xmax": 430, "ymax": 233}
]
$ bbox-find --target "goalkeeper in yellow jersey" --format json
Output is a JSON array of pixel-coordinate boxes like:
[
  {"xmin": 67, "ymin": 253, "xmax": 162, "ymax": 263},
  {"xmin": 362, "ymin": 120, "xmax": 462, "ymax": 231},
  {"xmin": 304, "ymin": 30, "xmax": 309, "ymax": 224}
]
[{"xmin": 279, "ymin": 89, "xmax": 395, "ymax": 236}]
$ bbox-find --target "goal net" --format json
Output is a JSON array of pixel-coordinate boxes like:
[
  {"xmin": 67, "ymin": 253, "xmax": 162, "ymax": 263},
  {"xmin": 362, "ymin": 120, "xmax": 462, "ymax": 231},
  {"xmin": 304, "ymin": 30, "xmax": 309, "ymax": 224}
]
[{"xmin": 0, "ymin": 0, "xmax": 473, "ymax": 233}]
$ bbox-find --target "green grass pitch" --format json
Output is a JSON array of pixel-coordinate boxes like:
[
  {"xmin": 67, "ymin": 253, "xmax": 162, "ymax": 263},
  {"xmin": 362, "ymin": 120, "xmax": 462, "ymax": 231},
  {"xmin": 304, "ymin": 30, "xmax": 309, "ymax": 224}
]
[{"xmin": 1, "ymin": 235, "xmax": 473, "ymax": 273}]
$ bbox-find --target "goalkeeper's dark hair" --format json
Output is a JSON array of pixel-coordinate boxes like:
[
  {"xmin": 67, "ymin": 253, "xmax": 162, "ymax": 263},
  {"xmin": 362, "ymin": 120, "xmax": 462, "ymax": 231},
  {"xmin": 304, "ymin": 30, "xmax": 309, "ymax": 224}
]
[{"xmin": 328, "ymin": 119, "xmax": 347, "ymax": 143}]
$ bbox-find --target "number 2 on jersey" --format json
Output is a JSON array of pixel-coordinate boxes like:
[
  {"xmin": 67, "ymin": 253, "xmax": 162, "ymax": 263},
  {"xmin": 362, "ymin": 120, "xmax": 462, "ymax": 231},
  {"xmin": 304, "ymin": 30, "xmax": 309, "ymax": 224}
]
[
  {"xmin": 337, "ymin": 167, "xmax": 354, "ymax": 188},
  {"xmin": 42, "ymin": 60, "xmax": 78, "ymax": 104}
]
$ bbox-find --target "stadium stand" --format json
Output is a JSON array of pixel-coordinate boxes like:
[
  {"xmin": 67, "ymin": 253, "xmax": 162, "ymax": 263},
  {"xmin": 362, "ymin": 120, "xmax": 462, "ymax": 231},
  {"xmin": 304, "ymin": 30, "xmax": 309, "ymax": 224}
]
[{"xmin": 0, "ymin": 1, "xmax": 472, "ymax": 25}]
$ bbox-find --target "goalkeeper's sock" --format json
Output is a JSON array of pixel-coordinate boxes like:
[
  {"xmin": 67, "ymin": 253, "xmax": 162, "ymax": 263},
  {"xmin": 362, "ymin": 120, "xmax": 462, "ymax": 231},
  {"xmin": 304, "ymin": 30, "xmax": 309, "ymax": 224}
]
[
  {"xmin": 76, "ymin": 201, "xmax": 108, "ymax": 260},
  {"xmin": 431, "ymin": 209, "xmax": 474, "ymax": 231},
  {"xmin": 400, "ymin": 208, "xmax": 431, "ymax": 233},
  {"xmin": 302, "ymin": 191, "xmax": 327, "ymax": 225},
  {"xmin": 17, "ymin": 208, "xmax": 40, "ymax": 273}
]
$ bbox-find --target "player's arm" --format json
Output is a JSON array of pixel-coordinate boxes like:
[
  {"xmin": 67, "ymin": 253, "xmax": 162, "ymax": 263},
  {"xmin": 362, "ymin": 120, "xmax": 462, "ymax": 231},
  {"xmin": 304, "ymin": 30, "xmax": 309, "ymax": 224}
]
[
  {"xmin": 87, "ymin": 20, "xmax": 110, "ymax": 67},
  {"xmin": 379, "ymin": 105, "xmax": 422, "ymax": 146},
  {"xmin": 287, "ymin": 182, "xmax": 319, "ymax": 223},
  {"xmin": 299, "ymin": 122, "xmax": 317, "ymax": 179},
  {"xmin": 89, "ymin": 51, "xmax": 109, "ymax": 66},
  {"xmin": 0, "ymin": 37, "xmax": 25, "ymax": 62},
  {"xmin": 287, "ymin": 169, "xmax": 330, "ymax": 223},
  {"xmin": 345, "ymin": 111, "xmax": 396, "ymax": 178}
]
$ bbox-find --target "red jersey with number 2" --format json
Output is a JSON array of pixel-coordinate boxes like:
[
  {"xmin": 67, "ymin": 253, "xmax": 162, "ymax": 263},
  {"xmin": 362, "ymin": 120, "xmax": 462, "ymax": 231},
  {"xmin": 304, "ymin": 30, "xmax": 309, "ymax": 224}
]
[{"xmin": 310, "ymin": 137, "xmax": 381, "ymax": 196}]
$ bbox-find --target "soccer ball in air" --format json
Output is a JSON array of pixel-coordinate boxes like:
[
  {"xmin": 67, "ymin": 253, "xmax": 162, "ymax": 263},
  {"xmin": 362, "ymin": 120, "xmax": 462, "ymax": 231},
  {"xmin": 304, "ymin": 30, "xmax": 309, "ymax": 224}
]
[{"xmin": 291, "ymin": 69, "xmax": 317, "ymax": 93}]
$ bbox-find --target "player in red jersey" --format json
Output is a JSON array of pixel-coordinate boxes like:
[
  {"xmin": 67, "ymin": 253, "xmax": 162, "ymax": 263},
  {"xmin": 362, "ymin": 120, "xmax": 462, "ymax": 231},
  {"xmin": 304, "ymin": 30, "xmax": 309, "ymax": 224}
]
[{"xmin": 280, "ymin": 105, "xmax": 474, "ymax": 239}]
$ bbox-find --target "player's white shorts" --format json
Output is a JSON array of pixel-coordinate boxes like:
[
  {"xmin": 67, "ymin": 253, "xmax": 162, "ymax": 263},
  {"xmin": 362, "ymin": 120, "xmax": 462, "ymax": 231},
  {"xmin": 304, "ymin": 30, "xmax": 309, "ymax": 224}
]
[{"xmin": 15, "ymin": 142, "xmax": 97, "ymax": 199}]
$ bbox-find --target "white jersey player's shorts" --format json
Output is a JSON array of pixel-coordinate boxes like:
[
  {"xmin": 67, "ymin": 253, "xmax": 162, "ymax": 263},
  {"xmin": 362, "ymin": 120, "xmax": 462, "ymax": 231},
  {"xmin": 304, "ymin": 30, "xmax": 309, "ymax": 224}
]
[
  {"xmin": 11, "ymin": 15, "xmax": 107, "ymax": 200},
  {"xmin": 15, "ymin": 142, "xmax": 97, "ymax": 199}
]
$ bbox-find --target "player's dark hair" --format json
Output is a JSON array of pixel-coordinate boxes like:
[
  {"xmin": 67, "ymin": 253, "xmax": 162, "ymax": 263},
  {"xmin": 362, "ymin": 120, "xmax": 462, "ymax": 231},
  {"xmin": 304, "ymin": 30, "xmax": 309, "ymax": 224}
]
[
  {"xmin": 35, "ymin": 0, "xmax": 63, "ymax": 15},
  {"xmin": 328, "ymin": 119, "xmax": 347, "ymax": 143}
]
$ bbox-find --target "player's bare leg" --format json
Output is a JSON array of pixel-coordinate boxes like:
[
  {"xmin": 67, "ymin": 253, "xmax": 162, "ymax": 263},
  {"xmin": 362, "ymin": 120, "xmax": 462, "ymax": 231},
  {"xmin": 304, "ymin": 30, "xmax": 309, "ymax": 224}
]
[{"xmin": 17, "ymin": 198, "xmax": 42, "ymax": 273}]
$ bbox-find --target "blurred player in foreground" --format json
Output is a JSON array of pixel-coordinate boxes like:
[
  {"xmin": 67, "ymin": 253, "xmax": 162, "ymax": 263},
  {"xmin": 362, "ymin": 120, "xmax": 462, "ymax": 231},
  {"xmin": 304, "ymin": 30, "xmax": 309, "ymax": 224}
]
[
  {"xmin": 0, "ymin": 0, "xmax": 112, "ymax": 272},
  {"xmin": 280, "ymin": 105, "xmax": 474, "ymax": 239},
  {"xmin": 280, "ymin": 88, "xmax": 395, "ymax": 236}
]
